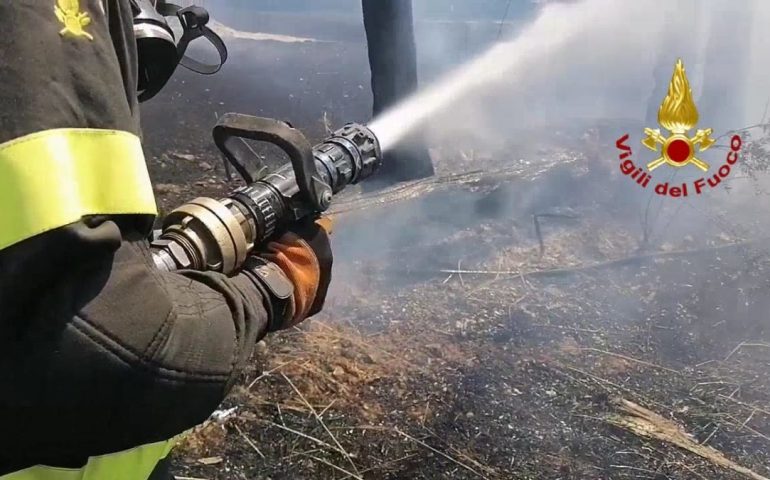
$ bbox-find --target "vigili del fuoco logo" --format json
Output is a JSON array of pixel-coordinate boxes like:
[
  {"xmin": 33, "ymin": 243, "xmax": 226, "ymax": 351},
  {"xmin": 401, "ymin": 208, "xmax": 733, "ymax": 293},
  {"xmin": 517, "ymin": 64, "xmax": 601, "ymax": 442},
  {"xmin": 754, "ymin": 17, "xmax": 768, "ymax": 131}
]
[{"xmin": 615, "ymin": 59, "xmax": 743, "ymax": 198}]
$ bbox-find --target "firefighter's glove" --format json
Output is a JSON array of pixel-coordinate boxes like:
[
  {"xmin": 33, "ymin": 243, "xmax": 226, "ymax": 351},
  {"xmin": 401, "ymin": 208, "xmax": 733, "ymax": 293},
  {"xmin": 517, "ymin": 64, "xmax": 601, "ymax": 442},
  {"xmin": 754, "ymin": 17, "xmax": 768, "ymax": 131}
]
[{"xmin": 242, "ymin": 218, "xmax": 333, "ymax": 332}]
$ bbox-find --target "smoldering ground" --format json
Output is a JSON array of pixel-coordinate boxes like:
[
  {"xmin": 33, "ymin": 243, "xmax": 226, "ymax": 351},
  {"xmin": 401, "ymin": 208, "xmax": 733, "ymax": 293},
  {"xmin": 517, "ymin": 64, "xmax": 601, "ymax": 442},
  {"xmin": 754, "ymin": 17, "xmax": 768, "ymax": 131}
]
[
  {"xmin": 335, "ymin": 0, "xmax": 770, "ymax": 288},
  {"xmin": 142, "ymin": 1, "xmax": 770, "ymax": 478}
]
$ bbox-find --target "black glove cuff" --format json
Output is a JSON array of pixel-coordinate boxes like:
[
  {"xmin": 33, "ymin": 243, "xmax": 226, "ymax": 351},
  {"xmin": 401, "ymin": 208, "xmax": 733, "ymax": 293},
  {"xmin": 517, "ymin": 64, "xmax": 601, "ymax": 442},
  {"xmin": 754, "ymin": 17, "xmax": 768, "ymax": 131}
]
[{"xmin": 241, "ymin": 256, "xmax": 294, "ymax": 332}]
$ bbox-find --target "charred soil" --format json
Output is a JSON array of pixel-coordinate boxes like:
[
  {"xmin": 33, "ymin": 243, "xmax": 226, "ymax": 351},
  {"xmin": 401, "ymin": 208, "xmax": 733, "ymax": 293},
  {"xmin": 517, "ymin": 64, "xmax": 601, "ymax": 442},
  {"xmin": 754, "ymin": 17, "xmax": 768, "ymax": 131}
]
[
  {"xmin": 143, "ymin": 25, "xmax": 770, "ymax": 480},
  {"xmin": 157, "ymin": 142, "xmax": 770, "ymax": 479}
]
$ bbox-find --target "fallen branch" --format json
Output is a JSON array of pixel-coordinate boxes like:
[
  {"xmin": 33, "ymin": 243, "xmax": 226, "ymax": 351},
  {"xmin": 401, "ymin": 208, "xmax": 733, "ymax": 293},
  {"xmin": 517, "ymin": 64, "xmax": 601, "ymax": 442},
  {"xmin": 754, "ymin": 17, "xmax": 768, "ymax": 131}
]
[
  {"xmin": 437, "ymin": 238, "xmax": 768, "ymax": 280},
  {"xmin": 608, "ymin": 398, "xmax": 770, "ymax": 480}
]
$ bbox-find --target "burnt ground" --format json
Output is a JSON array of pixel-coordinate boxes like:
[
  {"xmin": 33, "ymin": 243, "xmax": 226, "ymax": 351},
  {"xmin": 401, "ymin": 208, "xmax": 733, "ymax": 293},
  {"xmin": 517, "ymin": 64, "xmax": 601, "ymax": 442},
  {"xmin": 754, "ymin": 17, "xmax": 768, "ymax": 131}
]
[
  {"xmin": 168, "ymin": 162, "xmax": 770, "ymax": 480},
  {"xmin": 142, "ymin": 17, "xmax": 770, "ymax": 480}
]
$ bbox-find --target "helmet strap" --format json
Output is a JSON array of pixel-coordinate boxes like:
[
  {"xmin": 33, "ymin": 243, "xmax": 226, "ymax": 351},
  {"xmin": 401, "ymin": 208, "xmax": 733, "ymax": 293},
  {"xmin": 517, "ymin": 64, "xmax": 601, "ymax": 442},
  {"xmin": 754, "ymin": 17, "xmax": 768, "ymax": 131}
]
[{"xmin": 160, "ymin": 3, "xmax": 228, "ymax": 76}]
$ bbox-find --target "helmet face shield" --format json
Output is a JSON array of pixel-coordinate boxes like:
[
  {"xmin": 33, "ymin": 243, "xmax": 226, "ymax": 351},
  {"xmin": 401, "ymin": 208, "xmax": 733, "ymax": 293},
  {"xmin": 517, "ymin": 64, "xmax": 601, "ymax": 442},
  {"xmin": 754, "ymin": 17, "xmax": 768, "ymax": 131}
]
[{"xmin": 131, "ymin": 0, "xmax": 228, "ymax": 102}]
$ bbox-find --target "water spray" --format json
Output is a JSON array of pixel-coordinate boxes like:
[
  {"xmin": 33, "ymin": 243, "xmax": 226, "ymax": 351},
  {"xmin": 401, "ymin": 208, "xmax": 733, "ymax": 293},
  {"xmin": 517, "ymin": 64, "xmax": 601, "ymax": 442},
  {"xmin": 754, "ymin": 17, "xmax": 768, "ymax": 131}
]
[
  {"xmin": 151, "ymin": 0, "xmax": 618, "ymax": 274},
  {"xmin": 368, "ymin": 0, "xmax": 609, "ymax": 152}
]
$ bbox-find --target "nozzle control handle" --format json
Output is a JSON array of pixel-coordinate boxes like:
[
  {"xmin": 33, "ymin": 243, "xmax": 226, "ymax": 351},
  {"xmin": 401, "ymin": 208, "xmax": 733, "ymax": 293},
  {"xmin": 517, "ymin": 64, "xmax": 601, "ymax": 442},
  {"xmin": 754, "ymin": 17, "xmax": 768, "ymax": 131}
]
[{"xmin": 213, "ymin": 113, "xmax": 333, "ymax": 212}]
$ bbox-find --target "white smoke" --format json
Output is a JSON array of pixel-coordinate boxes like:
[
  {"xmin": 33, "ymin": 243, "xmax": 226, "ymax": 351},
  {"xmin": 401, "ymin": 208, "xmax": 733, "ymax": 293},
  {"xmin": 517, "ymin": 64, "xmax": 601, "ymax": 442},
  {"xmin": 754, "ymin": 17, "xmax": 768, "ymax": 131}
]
[{"xmin": 372, "ymin": 0, "xmax": 768, "ymax": 152}]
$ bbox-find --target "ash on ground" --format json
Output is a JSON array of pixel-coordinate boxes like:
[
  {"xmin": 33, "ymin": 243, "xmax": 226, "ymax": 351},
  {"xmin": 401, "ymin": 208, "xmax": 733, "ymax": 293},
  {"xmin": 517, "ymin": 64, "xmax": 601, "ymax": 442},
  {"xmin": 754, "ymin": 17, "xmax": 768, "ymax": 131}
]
[{"xmin": 153, "ymin": 129, "xmax": 770, "ymax": 480}]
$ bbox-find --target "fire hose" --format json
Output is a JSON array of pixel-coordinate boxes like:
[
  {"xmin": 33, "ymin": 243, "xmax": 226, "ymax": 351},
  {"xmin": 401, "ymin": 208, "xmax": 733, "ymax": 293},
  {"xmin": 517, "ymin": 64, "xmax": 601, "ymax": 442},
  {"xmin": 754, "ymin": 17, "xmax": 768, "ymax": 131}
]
[{"xmin": 150, "ymin": 114, "xmax": 382, "ymax": 273}]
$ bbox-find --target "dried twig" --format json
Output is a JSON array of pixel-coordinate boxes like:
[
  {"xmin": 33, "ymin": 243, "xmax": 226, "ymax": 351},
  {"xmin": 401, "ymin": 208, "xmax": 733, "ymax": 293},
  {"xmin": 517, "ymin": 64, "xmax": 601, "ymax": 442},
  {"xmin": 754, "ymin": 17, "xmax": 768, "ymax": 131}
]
[
  {"xmin": 334, "ymin": 426, "xmax": 491, "ymax": 479},
  {"xmin": 728, "ymin": 386, "xmax": 742, "ymax": 399},
  {"xmin": 440, "ymin": 268, "xmax": 521, "ymax": 275},
  {"xmin": 673, "ymin": 461, "xmax": 710, "ymax": 480},
  {"xmin": 234, "ymin": 424, "xmax": 265, "ymax": 459},
  {"xmin": 338, "ymin": 454, "xmax": 420, "ymax": 480},
  {"xmin": 319, "ymin": 399, "xmax": 336, "ymax": 418},
  {"xmin": 304, "ymin": 454, "xmax": 363, "ymax": 480},
  {"xmin": 260, "ymin": 419, "xmax": 344, "ymax": 455},
  {"xmin": 392, "ymin": 428, "xmax": 490, "ymax": 479},
  {"xmin": 282, "ymin": 373, "xmax": 360, "ymax": 476},
  {"xmin": 457, "ymin": 259, "xmax": 465, "ymax": 287},
  {"xmin": 742, "ymin": 410, "xmax": 758, "ymax": 429},
  {"xmin": 723, "ymin": 341, "xmax": 770, "ymax": 362},
  {"xmin": 322, "ymin": 111, "xmax": 333, "ymax": 135},
  {"xmin": 533, "ymin": 324, "xmax": 599, "ymax": 334},
  {"xmin": 560, "ymin": 365, "xmax": 620, "ymax": 394},
  {"xmin": 701, "ymin": 424, "xmax": 720, "ymax": 446},
  {"xmin": 726, "ymin": 414, "xmax": 770, "ymax": 444},
  {"xmin": 559, "ymin": 364, "xmax": 673, "ymax": 414},
  {"xmin": 694, "ymin": 359, "xmax": 717, "ymax": 368},
  {"xmin": 437, "ymin": 239, "xmax": 768, "ymax": 280},
  {"xmin": 718, "ymin": 395, "xmax": 770, "ymax": 418},
  {"xmin": 281, "ymin": 448, "xmax": 322, "ymax": 461},
  {"xmin": 248, "ymin": 360, "xmax": 297, "ymax": 389},
  {"xmin": 533, "ymin": 213, "xmax": 579, "ymax": 256},
  {"xmin": 610, "ymin": 465, "xmax": 661, "ymax": 475},
  {"xmin": 581, "ymin": 348, "xmax": 680, "ymax": 374},
  {"xmin": 422, "ymin": 425, "xmax": 498, "ymax": 477}
]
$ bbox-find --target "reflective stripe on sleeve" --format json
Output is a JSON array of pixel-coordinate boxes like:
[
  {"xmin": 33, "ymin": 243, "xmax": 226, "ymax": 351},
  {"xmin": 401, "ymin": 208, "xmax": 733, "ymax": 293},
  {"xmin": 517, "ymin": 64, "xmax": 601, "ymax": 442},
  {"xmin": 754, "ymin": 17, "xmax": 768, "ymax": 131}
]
[
  {"xmin": 0, "ymin": 438, "xmax": 178, "ymax": 480},
  {"xmin": 0, "ymin": 128, "xmax": 157, "ymax": 250}
]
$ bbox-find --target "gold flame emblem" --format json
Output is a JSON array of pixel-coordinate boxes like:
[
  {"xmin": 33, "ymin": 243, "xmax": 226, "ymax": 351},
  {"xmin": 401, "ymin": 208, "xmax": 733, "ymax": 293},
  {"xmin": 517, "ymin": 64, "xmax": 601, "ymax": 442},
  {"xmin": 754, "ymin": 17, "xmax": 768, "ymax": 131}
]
[
  {"xmin": 643, "ymin": 59, "xmax": 714, "ymax": 172},
  {"xmin": 55, "ymin": 0, "xmax": 94, "ymax": 40}
]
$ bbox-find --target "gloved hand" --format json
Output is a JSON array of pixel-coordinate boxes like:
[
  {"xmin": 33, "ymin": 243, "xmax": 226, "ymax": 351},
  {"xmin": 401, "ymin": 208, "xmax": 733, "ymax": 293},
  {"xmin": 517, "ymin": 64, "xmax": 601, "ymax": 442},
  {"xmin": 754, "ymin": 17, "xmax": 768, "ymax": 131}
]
[{"xmin": 242, "ymin": 218, "xmax": 333, "ymax": 331}]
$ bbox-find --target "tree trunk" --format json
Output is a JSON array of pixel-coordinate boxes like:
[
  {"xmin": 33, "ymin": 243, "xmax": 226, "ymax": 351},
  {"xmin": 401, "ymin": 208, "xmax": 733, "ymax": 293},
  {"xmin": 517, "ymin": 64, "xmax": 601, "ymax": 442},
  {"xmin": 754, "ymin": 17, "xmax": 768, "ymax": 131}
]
[
  {"xmin": 362, "ymin": 0, "xmax": 434, "ymax": 183},
  {"xmin": 698, "ymin": 1, "xmax": 753, "ymax": 133}
]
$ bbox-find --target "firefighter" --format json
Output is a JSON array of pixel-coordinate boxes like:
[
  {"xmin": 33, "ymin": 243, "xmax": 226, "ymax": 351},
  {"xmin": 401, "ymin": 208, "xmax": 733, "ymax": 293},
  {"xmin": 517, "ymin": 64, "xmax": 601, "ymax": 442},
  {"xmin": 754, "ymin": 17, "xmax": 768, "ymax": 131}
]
[{"xmin": 0, "ymin": 1, "xmax": 332, "ymax": 479}]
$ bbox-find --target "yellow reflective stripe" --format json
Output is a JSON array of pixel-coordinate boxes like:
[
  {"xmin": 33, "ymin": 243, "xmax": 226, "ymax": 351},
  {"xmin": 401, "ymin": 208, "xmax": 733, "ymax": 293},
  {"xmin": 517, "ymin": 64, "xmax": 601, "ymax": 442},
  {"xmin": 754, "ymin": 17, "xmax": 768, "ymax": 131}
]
[
  {"xmin": 1, "ymin": 438, "xmax": 178, "ymax": 480},
  {"xmin": 0, "ymin": 128, "xmax": 157, "ymax": 250}
]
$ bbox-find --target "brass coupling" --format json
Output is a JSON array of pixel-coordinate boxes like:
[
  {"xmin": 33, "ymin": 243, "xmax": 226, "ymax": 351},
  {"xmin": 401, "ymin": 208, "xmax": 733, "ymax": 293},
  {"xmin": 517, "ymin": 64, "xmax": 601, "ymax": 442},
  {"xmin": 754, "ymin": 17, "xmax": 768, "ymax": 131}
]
[{"xmin": 152, "ymin": 197, "xmax": 250, "ymax": 274}]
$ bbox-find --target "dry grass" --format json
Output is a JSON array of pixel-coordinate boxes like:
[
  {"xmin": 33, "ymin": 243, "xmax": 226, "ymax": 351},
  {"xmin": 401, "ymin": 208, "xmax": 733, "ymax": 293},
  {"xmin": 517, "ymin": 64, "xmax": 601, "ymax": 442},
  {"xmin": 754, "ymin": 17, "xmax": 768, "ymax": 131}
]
[
  {"xmin": 173, "ymin": 145, "xmax": 770, "ymax": 478},
  {"xmin": 177, "ymin": 422, "xmax": 228, "ymax": 459},
  {"xmin": 176, "ymin": 318, "xmax": 497, "ymax": 477},
  {"xmin": 250, "ymin": 321, "xmax": 428, "ymax": 420}
]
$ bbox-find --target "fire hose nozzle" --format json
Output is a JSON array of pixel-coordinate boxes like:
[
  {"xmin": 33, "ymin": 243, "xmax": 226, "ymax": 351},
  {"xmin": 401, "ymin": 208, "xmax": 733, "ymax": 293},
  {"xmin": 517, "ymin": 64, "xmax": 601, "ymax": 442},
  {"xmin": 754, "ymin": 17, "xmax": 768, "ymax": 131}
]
[{"xmin": 151, "ymin": 117, "xmax": 382, "ymax": 274}]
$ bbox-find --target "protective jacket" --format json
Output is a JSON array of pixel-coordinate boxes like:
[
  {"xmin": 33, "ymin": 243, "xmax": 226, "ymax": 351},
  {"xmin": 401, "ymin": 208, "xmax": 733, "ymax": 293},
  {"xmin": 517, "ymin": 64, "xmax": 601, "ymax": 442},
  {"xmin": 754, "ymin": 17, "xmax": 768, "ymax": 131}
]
[{"xmin": 0, "ymin": 1, "xmax": 278, "ymax": 478}]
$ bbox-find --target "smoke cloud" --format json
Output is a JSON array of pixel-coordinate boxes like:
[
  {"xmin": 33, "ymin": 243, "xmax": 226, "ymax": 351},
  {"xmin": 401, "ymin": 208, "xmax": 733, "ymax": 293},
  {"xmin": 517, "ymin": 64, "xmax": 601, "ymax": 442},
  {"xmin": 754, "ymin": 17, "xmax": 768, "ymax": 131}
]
[
  {"xmin": 401, "ymin": 0, "xmax": 767, "ymax": 145},
  {"xmin": 144, "ymin": 0, "xmax": 770, "ymax": 289},
  {"xmin": 377, "ymin": 0, "xmax": 770, "ymax": 246}
]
